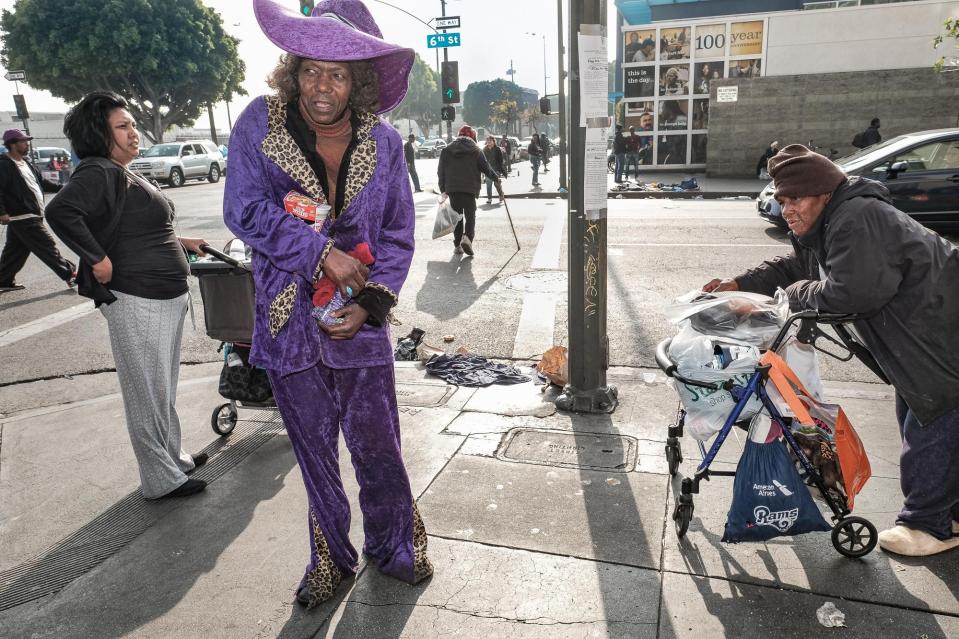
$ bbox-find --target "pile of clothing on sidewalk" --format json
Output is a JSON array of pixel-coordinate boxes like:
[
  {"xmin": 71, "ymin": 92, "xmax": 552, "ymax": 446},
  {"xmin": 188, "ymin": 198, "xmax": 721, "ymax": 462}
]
[
  {"xmin": 611, "ymin": 177, "xmax": 700, "ymax": 192},
  {"xmin": 394, "ymin": 327, "xmax": 531, "ymax": 387}
]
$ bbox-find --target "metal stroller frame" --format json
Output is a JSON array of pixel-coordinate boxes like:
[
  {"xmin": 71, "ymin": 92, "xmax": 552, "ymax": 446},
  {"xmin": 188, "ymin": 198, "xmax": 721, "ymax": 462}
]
[
  {"xmin": 656, "ymin": 311, "xmax": 889, "ymax": 558},
  {"xmin": 191, "ymin": 243, "xmax": 278, "ymax": 437}
]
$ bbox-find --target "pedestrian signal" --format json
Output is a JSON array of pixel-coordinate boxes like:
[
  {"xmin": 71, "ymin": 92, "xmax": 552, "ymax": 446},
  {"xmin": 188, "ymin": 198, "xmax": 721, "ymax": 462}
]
[
  {"xmin": 441, "ymin": 106, "xmax": 455, "ymax": 122},
  {"xmin": 299, "ymin": 1, "xmax": 314, "ymax": 16}
]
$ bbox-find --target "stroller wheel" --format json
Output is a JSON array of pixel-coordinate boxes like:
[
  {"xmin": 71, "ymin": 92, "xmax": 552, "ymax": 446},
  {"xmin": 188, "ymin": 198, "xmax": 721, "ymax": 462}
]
[
  {"xmin": 212, "ymin": 402, "xmax": 238, "ymax": 437},
  {"xmin": 831, "ymin": 516, "xmax": 878, "ymax": 558},
  {"xmin": 665, "ymin": 440, "xmax": 682, "ymax": 476},
  {"xmin": 673, "ymin": 500, "xmax": 694, "ymax": 538}
]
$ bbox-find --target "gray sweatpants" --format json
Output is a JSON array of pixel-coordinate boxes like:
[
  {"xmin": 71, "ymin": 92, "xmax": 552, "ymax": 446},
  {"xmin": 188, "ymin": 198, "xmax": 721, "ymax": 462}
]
[{"xmin": 101, "ymin": 290, "xmax": 195, "ymax": 499}]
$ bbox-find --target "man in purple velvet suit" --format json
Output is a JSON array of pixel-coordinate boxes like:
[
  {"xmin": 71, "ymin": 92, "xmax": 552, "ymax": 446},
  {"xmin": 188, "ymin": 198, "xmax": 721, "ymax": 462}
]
[{"xmin": 223, "ymin": 0, "xmax": 431, "ymax": 608}]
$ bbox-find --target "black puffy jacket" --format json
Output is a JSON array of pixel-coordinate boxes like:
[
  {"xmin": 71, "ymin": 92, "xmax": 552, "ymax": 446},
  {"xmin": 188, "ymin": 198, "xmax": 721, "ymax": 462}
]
[{"xmin": 437, "ymin": 137, "xmax": 498, "ymax": 197}]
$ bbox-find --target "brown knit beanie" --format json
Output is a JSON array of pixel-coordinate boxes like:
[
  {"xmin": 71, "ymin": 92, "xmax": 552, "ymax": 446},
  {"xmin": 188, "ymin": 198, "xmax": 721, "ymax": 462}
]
[{"xmin": 768, "ymin": 144, "xmax": 846, "ymax": 198}]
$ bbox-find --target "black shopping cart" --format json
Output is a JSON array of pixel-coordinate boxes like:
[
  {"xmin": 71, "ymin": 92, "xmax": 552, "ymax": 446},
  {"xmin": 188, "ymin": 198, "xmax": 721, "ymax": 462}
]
[{"xmin": 190, "ymin": 242, "xmax": 277, "ymax": 437}]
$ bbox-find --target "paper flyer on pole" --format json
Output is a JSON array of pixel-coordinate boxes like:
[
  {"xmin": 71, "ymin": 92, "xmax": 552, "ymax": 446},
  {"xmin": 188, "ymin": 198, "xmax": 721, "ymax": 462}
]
[
  {"xmin": 585, "ymin": 122, "xmax": 610, "ymax": 218},
  {"xmin": 578, "ymin": 33, "xmax": 608, "ymax": 127}
]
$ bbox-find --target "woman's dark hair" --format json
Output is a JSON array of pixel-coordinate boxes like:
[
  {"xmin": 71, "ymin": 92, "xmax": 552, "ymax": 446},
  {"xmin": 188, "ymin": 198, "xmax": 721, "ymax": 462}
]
[
  {"xmin": 63, "ymin": 91, "xmax": 129, "ymax": 159},
  {"xmin": 267, "ymin": 54, "xmax": 380, "ymax": 114}
]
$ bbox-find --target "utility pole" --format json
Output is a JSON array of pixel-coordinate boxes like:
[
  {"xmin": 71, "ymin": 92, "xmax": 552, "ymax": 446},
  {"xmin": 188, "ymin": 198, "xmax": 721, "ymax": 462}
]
[
  {"xmin": 556, "ymin": 0, "xmax": 567, "ymax": 191},
  {"xmin": 556, "ymin": 0, "xmax": 617, "ymax": 413},
  {"xmin": 440, "ymin": 0, "xmax": 452, "ymax": 142},
  {"xmin": 207, "ymin": 102, "xmax": 218, "ymax": 146}
]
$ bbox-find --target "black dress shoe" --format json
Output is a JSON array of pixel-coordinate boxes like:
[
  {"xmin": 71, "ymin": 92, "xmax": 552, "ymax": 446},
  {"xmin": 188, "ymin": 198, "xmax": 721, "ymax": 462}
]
[{"xmin": 158, "ymin": 478, "xmax": 206, "ymax": 499}]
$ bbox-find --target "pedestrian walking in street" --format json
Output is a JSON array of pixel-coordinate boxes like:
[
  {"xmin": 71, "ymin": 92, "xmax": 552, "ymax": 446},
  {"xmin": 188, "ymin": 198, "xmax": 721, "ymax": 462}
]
[
  {"xmin": 222, "ymin": 0, "xmax": 432, "ymax": 608},
  {"xmin": 45, "ymin": 92, "xmax": 210, "ymax": 501},
  {"xmin": 755, "ymin": 140, "xmax": 779, "ymax": 179},
  {"xmin": 500, "ymin": 135, "xmax": 513, "ymax": 175},
  {"xmin": 539, "ymin": 133, "xmax": 551, "ymax": 173},
  {"xmin": 703, "ymin": 144, "xmax": 959, "ymax": 558},
  {"xmin": 852, "ymin": 117, "xmax": 881, "ymax": 149},
  {"xmin": 404, "ymin": 133, "xmax": 422, "ymax": 192},
  {"xmin": 624, "ymin": 126, "xmax": 642, "ymax": 180},
  {"xmin": 482, "ymin": 135, "xmax": 506, "ymax": 205},
  {"xmin": 612, "ymin": 124, "xmax": 627, "ymax": 183},
  {"xmin": 0, "ymin": 129, "xmax": 76, "ymax": 293},
  {"xmin": 527, "ymin": 133, "xmax": 543, "ymax": 188},
  {"xmin": 437, "ymin": 125, "xmax": 501, "ymax": 256}
]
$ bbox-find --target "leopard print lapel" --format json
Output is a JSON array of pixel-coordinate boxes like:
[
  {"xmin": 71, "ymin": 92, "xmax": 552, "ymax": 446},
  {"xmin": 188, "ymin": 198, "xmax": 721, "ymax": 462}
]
[
  {"xmin": 260, "ymin": 96, "xmax": 327, "ymax": 204},
  {"xmin": 339, "ymin": 111, "xmax": 378, "ymax": 217}
]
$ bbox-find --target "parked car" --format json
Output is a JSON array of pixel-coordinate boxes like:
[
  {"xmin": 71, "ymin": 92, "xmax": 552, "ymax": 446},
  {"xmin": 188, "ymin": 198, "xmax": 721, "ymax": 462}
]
[
  {"xmin": 30, "ymin": 147, "xmax": 71, "ymax": 183},
  {"xmin": 129, "ymin": 140, "xmax": 226, "ymax": 187},
  {"xmin": 758, "ymin": 128, "xmax": 959, "ymax": 231},
  {"xmin": 415, "ymin": 138, "xmax": 447, "ymax": 159}
]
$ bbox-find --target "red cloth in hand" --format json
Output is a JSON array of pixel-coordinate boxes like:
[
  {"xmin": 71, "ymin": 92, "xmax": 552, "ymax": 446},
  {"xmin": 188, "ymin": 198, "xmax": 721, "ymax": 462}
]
[{"xmin": 312, "ymin": 242, "xmax": 374, "ymax": 307}]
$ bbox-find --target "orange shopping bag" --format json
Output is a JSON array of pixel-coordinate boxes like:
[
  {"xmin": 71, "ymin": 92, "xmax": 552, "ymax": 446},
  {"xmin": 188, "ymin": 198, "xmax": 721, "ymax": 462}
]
[{"xmin": 759, "ymin": 351, "xmax": 871, "ymax": 509}]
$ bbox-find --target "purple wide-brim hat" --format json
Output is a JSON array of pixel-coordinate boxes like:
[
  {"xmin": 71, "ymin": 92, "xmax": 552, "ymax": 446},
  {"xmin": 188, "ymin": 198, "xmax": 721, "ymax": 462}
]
[{"xmin": 254, "ymin": 0, "xmax": 414, "ymax": 114}]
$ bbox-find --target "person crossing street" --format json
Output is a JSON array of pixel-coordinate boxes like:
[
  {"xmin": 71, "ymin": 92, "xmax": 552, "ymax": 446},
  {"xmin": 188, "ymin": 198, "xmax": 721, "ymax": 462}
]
[
  {"xmin": 0, "ymin": 129, "xmax": 76, "ymax": 293},
  {"xmin": 437, "ymin": 125, "xmax": 501, "ymax": 256}
]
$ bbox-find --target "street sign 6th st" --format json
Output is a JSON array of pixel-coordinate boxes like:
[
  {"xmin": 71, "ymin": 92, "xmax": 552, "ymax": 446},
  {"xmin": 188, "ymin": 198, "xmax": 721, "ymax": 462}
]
[
  {"xmin": 427, "ymin": 33, "xmax": 461, "ymax": 49},
  {"xmin": 4, "ymin": 70, "xmax": 26, "ymax": 82}
]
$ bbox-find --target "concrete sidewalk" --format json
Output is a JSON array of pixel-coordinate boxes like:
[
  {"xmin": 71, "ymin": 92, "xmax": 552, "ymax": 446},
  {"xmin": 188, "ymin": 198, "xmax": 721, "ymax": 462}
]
[{"xmin": 1, "ymin": 361, "xmax": 957, "ymax": 638}]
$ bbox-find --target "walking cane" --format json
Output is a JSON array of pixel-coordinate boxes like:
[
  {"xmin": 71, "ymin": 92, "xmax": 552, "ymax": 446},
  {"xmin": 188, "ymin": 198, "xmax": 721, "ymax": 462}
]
[{"xmin": 494, "ymin": 180, "xmax": 520, "ymax": 251}]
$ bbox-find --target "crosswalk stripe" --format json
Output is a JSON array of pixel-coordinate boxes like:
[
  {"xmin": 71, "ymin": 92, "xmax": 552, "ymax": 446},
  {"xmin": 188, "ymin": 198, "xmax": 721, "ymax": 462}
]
[{"xmin": 0, "ymin": 302, "xmax": 97, "ymax": 349}]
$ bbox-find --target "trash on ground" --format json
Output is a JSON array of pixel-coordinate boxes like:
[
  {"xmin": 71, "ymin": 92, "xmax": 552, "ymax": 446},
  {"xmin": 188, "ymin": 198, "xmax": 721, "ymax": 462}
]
[
  {"xmin": 443, "ymin": 334, "xmax": 456, "ymax": 343},
  {"xmin": 426, "ymin": 354, "xmax": 531, "ymax": 387},
  {"xmin": 816, "ymin": 602, "xmax": 846, "ymax": 628},
  {"xmin": 536, "ymin": 345, "xmax": 569, "ymax": 387},
  {"xmin": 416, "ymin": 342, "xmax": 444, "ymax": 362},
  {"xmin": 393, "ymin": 327, "xmax": 425, "ymax": 361}
]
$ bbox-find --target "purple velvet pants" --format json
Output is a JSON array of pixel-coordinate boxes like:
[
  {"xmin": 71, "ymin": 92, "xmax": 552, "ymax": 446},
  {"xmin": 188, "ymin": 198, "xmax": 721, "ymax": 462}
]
[{"xmin": 268, "ymin": 361, "xmax": 425, "ymax": 603}]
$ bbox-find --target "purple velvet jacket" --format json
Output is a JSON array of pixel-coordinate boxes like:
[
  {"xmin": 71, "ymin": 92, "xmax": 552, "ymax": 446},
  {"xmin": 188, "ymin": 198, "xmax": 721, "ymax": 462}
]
[{"xmin": 223, "ymin": 95, "xmax": 415, "ymax": 373}]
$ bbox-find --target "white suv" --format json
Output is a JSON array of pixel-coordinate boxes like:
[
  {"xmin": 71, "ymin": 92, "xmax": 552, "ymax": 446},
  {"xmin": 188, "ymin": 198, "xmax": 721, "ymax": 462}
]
[{"xmin": 130, "ymin": 140, "xmax": 225, "ymax": 187}]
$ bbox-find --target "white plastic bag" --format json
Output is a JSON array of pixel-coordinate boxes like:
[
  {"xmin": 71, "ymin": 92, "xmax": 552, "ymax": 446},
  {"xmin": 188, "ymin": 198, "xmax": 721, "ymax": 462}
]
[
  {"xmin": 431, "ymin": 196, "xmax": 462, "ymax": 239},
  {"xmin": 668, "ymin": 324, "xmax": 763, "ymax": 441},
  {"xmin": 664, "ymin": 290, "xmax": 790, "ymax": 349}
]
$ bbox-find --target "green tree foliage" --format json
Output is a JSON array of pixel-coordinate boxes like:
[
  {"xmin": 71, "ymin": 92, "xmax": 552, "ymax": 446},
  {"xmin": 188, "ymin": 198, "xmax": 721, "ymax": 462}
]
[
  {"xmin": 1, "ymin": 0, "xmax": 246, "ymax": 143},
  {"xmin": 392, "ymin": 53, "xmax": 441, "ymax": 137},
  {"xmin": 463, "ymin": 79, "xmax": 535, "ymax": 130},
  {"xmin": 933, "ymin": 17, "xmax": 958, "ymax": 73}
]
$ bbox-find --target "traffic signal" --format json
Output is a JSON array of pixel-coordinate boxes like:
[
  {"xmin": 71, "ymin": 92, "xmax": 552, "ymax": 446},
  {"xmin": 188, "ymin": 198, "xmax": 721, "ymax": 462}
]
[
  {"xmin": 539, "ymin": 96, "xmax": 551, "ymax": 115},
  {"xmin": 299, "ymin": 0, "xmax": 314, "ymax": 16},
  {"xmin": 12, "ymin": 94, "xmax": 29, "ymax": 121},
  {"xmin": 441, "ymin": 106, "xmax": 455, "ymax": 122},
  {"xmin": 441, "ymin": 61, "xmax": 459, "ymax": 104}
]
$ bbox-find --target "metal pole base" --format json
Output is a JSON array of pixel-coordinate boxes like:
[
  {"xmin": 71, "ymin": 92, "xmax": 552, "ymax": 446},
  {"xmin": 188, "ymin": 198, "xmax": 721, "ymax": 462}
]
[{"xmin": 555, "ymin": 384, "xmax": 619, "ymax": 414}]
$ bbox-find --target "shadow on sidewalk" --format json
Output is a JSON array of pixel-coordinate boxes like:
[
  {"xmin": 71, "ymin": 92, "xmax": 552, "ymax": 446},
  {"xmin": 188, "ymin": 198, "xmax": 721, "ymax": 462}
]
[
  {"xmin": 0, "ymin": 419, "xmax": 296, "ymax": 638},
  {"xmin": 415, "ymin": 255, "xmax": 496, "ymax": 322}
]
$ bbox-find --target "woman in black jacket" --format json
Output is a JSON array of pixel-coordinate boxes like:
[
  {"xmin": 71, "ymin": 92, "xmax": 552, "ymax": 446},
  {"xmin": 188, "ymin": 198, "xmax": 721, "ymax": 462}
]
[
  {"xmin": 437, "ymin": 126, "xmax": 500, "ymax": 256},
  {"xmin": 46, "ymin": 92, "xmax": 210, "ymax": 501}
]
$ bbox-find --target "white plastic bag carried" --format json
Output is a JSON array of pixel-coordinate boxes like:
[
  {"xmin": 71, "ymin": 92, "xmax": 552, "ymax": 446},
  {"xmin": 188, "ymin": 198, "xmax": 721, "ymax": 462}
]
[{"xmin": 431, "ymin": 196, "xmax": 462, "ymax": 239}]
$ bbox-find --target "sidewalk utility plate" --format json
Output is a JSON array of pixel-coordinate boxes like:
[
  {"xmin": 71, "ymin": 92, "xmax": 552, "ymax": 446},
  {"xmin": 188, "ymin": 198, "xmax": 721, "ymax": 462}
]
[
  {"xmin": 395, "ymin": 383, "xmax": 455, "ymax": 407},
  {"xmin": 497, "ymin": 427, "xmax": 637, "ymax": 472},
  {"xmin": 504, "ymin": 271, "xmax": 567, "ymax": 294}
]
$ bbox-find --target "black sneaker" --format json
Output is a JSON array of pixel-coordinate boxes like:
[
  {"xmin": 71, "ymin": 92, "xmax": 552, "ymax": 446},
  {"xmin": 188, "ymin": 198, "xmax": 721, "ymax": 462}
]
[
  {"xmin": 185, "ymin": 452, "xmax": 209, "ymax": 475},
  {"xmin": 460, "ymin": 236, "xmax": 474, "ymax": 256},
  {"xmin": 0, "ymin": 284, "xmax": 25, "ymax": 293}
]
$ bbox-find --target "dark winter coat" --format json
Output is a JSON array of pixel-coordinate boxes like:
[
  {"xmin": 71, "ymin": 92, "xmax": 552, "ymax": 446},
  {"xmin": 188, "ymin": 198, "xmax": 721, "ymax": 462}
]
[
  {"xmin": 482, "ymin": 144, "xmax": 506, "ymax": 176},
  {"xmin": 735, "ymin": 177, "xmax": 959, "ymax": 425},
  {"xmin": 0, "ymin": 154, "xmax": 61, "ymax": 218},
  {"xmin": 437, "ymin": 137, "xmax": 498, "ymax": 197},
  {"xmin": 612, "ymin": 131, "xmax": 627, "ymax": 154},
  {"xmin": 861, "ymin": 125, "xmax": 881, "ymax": 148},
  {"xmin": 756, "ymin": 147, "xmax": 777, "ymax": 175}
]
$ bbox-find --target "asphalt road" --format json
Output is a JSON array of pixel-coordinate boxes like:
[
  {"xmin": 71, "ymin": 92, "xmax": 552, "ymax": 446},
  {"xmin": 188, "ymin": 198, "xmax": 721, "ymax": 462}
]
[{"xmin": 1, "ymin": 171, "xmax": 952, "ymax": 391}]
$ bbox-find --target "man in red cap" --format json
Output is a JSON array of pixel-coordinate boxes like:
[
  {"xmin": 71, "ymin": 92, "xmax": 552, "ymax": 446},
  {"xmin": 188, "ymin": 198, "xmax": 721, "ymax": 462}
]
[
  {"xmin": 703, "ymin": 144, "xmax": 959, "ymax": 558},
  {"xmin": 437, "ymin": 125, "xmax": 502, "ymax": 256},
  {"xmin": 0, "ymin": 128, "xmax": 76, "ymax": 292}
]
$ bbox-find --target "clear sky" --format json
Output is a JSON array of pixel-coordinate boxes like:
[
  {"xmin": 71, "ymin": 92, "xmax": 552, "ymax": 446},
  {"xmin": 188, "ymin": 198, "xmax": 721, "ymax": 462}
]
[{"xmin": 0, "ymin": 0, "xmax": 618, "ymax": 126}]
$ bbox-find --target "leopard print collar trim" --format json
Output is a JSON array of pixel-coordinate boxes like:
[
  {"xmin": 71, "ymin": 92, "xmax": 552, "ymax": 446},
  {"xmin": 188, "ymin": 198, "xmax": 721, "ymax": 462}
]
[
  {"xmin": 340, "ymin": 111, "xmax": 378, "ymax": 216},
  {"xmin": 261, "ymin": 96, "xmax": 326, "ymax": 204},
  {"xmin": 260, "ymin": 96, "xmax": 379, "ymax": 217}
]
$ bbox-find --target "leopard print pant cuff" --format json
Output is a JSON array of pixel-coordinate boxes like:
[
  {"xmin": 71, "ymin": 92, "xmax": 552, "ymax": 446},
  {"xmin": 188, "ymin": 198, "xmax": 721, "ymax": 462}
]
[
  {"xmin": 303, "ymin": 509, "xmax": 344, "ymax": 608},
  {"xmin": 412, "ymin": 501, "xmax": 433, "ymax": 584}
]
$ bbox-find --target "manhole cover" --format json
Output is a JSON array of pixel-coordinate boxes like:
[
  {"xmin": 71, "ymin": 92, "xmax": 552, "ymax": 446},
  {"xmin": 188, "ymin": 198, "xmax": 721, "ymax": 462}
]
[
  {"xmin": 504, "ymin": 270, "xmax": 567, "ymax": 294},
  {"xmin": 497, "ymin": 427, "xmax": 637, "ymax": 472},
  {"xmin": 395, "ymin": 383, "xmax": 454, "ymax": 408}
]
